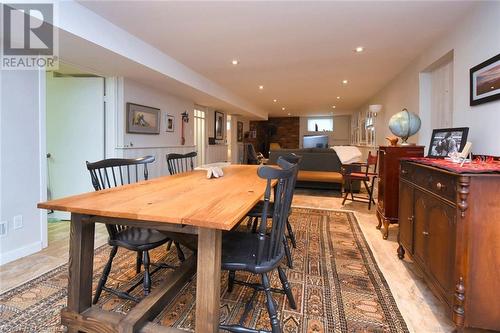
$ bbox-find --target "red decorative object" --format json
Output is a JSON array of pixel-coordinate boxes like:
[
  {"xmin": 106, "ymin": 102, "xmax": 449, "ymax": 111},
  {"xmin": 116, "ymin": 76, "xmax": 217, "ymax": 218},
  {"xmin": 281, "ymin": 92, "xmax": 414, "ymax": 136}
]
[{"xmin": 405, "ymin": 157, "xmax": 500, "ymax": 174}]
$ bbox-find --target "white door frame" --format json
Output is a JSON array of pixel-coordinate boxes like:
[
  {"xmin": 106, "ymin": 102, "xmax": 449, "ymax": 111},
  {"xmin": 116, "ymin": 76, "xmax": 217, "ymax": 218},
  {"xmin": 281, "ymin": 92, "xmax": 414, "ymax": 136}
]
[{"xmin": 39, "ymin": 66, "xmax": 117, "ymax": 249}]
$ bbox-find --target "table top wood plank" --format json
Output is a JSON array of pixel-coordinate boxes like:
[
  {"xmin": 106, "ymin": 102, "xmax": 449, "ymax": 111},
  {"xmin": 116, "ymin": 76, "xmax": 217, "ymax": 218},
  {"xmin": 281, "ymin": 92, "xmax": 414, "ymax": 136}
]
[{"xmin": 38, "ymin": 165, "xmax": 271, "ymax": 230}]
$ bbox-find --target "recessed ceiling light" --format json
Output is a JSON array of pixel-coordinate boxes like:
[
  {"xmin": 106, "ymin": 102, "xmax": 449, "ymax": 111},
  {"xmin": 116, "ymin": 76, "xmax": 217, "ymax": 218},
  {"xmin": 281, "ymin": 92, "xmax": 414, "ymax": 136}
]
[
  {"xmin": 231, "ymin": 59, "xmax": 239, "ymax": 65},
  {"xmin": 342, "ymin": 79, "xmax": 348, "ymax": 85},
  {"xmin": 355, "ymin": 46, "xmax": 364, "ymax": 53},
  {"xmin": 273, "ymin": 99, "xmax": 277, "ymax": 103},
  {"xmin": 282, "ymin": 107, "xmax": 286, "ymax": 111},
  {"xmin": 336, "ymin": 96, "xmax": 341, "ymax": 99},
  {"xmin": 331, "ymin": 105, "xmax": 336, "ymax": 109},
  {"xmin": 258, "ymin": 85, "xmax": 264, "ymax": 90},
  {"xmin": 287, "ymin": 113, "xmax": 291, "ymax": 116}
]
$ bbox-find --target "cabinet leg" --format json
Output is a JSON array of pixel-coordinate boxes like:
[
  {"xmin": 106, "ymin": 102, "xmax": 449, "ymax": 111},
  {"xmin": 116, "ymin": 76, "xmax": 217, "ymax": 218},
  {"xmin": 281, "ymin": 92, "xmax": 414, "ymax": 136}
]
[
  {"xmin": 376, "ymin": 211, "xmax": 382, "ymax": 230},
  {"xmin": 397, "ymin": 244, "xmax": 405, "ymax": 259},
  {"xmin": 383, "ymin": 219, "xmax": 390, "ymax": 240}
]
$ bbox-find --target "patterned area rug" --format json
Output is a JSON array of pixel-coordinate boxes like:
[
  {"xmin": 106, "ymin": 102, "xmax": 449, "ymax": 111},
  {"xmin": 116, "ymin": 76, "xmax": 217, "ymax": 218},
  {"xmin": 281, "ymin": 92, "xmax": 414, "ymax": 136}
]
[{"xmin": 0, "ymin": 208, "xmax": 408, "ymax": 333}]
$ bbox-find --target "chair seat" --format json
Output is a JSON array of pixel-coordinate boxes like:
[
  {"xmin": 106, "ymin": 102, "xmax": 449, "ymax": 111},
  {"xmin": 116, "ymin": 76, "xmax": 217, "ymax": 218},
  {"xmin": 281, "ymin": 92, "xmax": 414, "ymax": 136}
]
[
  {"xmin": 222, "ymin": 231, "xmax": 283, "ymax": 274},
  {"xmin": 109, "ymin": 227, "xmax": 170, "ymax": 251},
  {"xmin": 247, "ymin": 200, "xmax": 275, "ymax": 218}
]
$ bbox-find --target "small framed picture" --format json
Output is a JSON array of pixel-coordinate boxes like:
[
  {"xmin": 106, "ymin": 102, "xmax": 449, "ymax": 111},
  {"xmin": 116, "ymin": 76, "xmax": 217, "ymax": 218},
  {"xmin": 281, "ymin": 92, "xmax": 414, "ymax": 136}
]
[
  {"xmin": 214, "ymin": 111, "xmax": 224, "ymax": 140},
  {"xmin": 428, "ymin": 127, "xmax": 469, "ymax": 158},
  {"xmin": 470, "ymin": 53, "xmax": 500, "ymax": 106},
  {"xmin": 166, "ymin": 114, "xmax": 174, "ymax": 132},
  {"xmin": 237, "ymin": 121, "xmax": 243, "ymax": 142},
  {"xmin": 126, "ymin": 103, "xmax": 160, "ymax": 134}
]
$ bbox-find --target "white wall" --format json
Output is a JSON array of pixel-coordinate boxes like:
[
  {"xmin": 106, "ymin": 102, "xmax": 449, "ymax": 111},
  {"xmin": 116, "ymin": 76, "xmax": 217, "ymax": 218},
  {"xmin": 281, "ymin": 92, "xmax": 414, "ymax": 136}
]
[
  {"xmin": 299, "ymin": 115, "xmax": 351, "ymax": 147},
  {"xmin": 0, "ymin": 70, "xmax": 46, "ymax": 265},
  {"xmin": 115, "ymin": 78, "xmax": 229, "ymax": 175},
  {"xmin": 360, "ymin": 2, "xmax": 500, "ymax": 155},
  {"xmin": 119, "ymin": 78, "xmax": 195, "ymax": 148}
]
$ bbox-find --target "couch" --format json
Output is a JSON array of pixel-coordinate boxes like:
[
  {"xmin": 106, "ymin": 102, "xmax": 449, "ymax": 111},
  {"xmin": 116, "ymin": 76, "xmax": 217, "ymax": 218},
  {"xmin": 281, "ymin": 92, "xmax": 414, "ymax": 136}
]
[{"xmin": 268, "ymin": 148, "xmax": 360, "ymax": 191}]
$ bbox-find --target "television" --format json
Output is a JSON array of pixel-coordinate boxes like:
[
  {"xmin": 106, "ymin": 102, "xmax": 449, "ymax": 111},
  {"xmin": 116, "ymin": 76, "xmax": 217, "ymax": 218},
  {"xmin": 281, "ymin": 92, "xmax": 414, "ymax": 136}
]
[{"xmin": 303, "ymin": 135, "xmax": 329, "ymax": 148}]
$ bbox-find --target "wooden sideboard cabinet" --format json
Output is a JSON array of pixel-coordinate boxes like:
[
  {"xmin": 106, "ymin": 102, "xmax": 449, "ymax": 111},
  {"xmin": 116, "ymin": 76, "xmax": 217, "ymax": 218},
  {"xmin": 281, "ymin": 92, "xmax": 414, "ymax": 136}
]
[
  {"xmin": 398, "ymin": 160, "xmax": 500, "ymax": 331},
  {"xmin": 376, "ymin": 146, "xmax": 424, "ymax": 239}
]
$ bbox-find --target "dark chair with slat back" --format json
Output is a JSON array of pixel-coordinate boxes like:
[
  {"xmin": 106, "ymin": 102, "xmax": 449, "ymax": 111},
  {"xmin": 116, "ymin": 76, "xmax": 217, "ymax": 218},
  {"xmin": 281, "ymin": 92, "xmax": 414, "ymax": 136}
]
[
  {"xmin": 220, "ymin": 158, "xmax": 298, "ymax": 333},
  {"xmin": 86, "ymin": 156, "xmax": 184, "ymax": 304},
  {"xmin": 166, "ymin": 152, "xmax": 197, "ymax": 175},
  {"xmin": 244, "ymin": 143, "xmax": 260, "ymax": 165},
  {"xmin": 245, "ymin": 153, "xmax": 301, "ymax": 268},
  {"xmin": 342, "ymin": 151, "xmax": 378, "ymax": 209}
]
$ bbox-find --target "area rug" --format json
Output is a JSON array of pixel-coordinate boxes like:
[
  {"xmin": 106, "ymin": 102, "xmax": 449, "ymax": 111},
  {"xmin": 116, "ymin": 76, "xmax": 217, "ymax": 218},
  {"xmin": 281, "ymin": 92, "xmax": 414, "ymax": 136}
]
[{"xmin": 0, "ymin": 208, "xmax": 409, "ymax": 333}]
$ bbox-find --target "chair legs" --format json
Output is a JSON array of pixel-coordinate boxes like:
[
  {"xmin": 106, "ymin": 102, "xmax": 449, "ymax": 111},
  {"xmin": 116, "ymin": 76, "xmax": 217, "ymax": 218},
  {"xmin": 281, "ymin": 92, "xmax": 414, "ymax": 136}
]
[
  {"xmin": 136, "ymin": 251, "xmax": 142, "ymax": 274},
  {"xmin": 343, "ymin": 177, "xmax": 377, "ymax": 210},
  {"xmin": 174, "ymin": 242, "xmax": 185, "ymax": 262},
  {"xmin": 93, "ymin": 246, "xmax": 118, "ymax": 304},
  {"xmin": 227, "ymin": 270, "xmax": 236, "ymax": 293},
  {"xmin": 277, "ymin": 266, "xmax": 296, "ymax": 310},
  {"xmin": 283, "ymin": 236, "xmax": 293, "ymax": 269},
  {"xmin": 342, "ymin": 178, "xmax": 350, "ymax": 205},
  {"xmin": 285, "ymin": 218, "xmax": 297, "ymax": 249},
  {"xmin": 222, "ymin": 267, "xmax": 295, "ymax": 332},
  {"xmin": 142, "ymin": 251, "xmax": 151, "ymax": 296},
  {"xmin": 262, "ymin": 273, "xmax": 281, "ymax": 333}
]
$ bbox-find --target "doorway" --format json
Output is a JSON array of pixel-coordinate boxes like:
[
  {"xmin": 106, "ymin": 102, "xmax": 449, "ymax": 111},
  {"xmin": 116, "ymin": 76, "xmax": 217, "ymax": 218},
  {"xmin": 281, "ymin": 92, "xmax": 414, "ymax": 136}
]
[
  {"xmin": 227, "ymin": 115, "xmax": 232, "ymax": 162},
  {"xmin": 194, "ymin": 108, "xmax": 206, "ymax": 166},
  {"xmin": 45, "ymin": 68, "xmax": 105, "ymax": 223}
]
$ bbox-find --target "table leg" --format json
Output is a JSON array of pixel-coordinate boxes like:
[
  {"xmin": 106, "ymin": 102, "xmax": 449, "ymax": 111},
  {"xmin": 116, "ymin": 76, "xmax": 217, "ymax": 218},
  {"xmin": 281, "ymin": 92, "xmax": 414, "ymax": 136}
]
[
  {"xmin": 66, "ymin": 213, "xmax": 95, "ymax": 328},
  {"xmin": 195, "ymin": 228, "xmax": 221, "ymax": 333}
]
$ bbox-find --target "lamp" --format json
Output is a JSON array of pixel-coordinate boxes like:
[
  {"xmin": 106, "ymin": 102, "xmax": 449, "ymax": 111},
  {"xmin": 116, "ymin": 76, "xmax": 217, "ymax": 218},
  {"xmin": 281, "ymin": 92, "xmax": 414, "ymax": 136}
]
[{"xmin": 369, "ymin": 104, "xmax": 383, "ymax": 116}]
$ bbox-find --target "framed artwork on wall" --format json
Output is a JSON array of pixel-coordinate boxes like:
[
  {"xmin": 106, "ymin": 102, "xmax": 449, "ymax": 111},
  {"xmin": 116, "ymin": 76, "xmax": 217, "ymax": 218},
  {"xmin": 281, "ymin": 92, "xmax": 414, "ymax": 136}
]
[
  {"xmin": 470, "ymin": 53, "xmax": 500, "ymax": 106},
  {"xmin": 126, "ymin": 103, "xmax": 160, "ymax": 134},
  {"xmin": 214, "ymin": 111, "xmax": 224, "ymax": 140},
  {"xmin": 237, "ymin": 121, "xmax": 243, "ymax": 142},
  {"xmin": 166, "ymin": 114, "xmax": 174, "ymax": 132}
]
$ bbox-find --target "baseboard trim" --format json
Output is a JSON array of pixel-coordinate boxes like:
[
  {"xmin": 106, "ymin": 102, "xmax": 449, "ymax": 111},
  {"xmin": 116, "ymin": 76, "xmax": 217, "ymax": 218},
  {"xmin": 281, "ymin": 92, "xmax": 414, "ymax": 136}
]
[{"xmin": 0, "ymin": 241, "xmax": 43, "ymax": 266}]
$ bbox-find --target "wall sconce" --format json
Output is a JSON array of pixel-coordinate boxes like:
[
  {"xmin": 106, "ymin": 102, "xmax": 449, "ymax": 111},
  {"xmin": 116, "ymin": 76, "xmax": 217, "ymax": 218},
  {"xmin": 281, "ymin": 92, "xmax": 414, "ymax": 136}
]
[
  {"xmin": 369, "ymin": 104, "xmax": 383, "ymax": 116},
  {"xmin": 181, "ymin": 111, "xmax": 189, "ymax": 123}
]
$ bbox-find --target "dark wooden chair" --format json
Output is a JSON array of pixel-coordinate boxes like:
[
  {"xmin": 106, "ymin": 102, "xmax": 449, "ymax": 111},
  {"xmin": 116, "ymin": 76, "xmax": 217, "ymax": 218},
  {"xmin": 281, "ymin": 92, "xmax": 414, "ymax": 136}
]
[
  {"xmin": 341, "ymin": 151, "xmax": 378, "ymax": 209},
  {"xmin": 246, "ymin": 153, "xmax": 301, "ymax": 268},
  {"xmin": 86, "ymin": 156, "xmax": 184, "ymax": 304},
  {"xmin": 221, "ymin": 158, "xmax": 298, "ymax": 333},
  {"xmin": 244, "ymin": 143, "xmax": 260, "ymax": 165},
  {"xmin": 166, "ymin": 151, "xmax": 197, "ymax": 175}
]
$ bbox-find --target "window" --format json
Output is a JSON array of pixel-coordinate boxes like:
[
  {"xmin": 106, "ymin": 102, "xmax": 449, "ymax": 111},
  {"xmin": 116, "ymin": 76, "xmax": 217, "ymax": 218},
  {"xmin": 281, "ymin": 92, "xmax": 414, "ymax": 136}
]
[{"xmin": 307, "ymin": 117, "xmax": 333, "ymax": 132}]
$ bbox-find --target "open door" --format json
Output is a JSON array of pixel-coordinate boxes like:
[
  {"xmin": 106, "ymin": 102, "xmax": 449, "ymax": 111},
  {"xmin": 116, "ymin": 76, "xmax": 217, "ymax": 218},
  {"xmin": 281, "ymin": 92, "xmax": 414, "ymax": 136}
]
[{"xmin": 46, "ymin": 73, "xmax": 105, "ymax": 219}]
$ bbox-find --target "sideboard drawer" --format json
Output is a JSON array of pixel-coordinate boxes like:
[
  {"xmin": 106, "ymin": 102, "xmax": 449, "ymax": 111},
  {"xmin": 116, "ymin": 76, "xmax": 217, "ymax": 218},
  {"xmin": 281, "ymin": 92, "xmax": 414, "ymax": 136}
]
[{"xmin": 401, "ymin": 162, "xmax": 456, "ymax": 202}]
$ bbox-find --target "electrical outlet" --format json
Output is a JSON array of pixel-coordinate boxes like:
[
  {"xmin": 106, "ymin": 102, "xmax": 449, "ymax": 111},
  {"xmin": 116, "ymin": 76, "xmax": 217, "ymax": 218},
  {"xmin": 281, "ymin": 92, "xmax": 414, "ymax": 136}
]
[
  {"xmin": 0, "ymin": 221, "xmax": 7, "ymax": 237},
  {"xmin": 13, "ymin": 215, "xmax": 23, "ymax": 230}
]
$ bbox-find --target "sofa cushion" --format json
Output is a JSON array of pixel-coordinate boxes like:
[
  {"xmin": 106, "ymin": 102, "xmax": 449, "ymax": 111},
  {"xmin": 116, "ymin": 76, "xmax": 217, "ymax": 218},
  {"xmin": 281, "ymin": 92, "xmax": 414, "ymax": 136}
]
[{"xmin": 297, "ymin": 171, "xmax": 343, "ymax": 183}]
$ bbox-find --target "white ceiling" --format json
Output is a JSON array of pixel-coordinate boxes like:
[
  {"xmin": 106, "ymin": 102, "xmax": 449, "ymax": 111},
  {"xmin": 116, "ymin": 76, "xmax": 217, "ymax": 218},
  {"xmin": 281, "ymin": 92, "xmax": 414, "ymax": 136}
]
[{"xmin": 79, "ymin": 1, "xmax": 476, "ymax": 117}]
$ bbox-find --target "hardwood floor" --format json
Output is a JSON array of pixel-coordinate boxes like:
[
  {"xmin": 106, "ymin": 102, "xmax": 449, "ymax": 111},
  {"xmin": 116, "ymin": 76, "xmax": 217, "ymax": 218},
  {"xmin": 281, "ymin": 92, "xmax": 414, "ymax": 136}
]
[
  {"xmin": 0, "ymin": 220, "xmax": 108, "ymax": 293},
  {"xmin": 0, "ymin": 192, "xmax": 455, "ymax": 332}
]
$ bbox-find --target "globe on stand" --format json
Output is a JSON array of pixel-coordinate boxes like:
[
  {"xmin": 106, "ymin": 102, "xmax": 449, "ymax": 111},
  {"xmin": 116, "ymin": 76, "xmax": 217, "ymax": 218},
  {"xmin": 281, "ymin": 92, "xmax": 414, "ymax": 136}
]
[{"xmin": 388, "ymin": 108, "xmax": 421, "ymax": 145}]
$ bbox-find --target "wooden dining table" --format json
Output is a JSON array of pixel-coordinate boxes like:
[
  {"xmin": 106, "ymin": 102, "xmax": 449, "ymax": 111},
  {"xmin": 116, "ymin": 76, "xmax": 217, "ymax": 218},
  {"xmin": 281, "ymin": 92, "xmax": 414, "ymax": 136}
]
[{"xmin": 37, "ymin": 164, "xmax": 272, "ymax": 333}]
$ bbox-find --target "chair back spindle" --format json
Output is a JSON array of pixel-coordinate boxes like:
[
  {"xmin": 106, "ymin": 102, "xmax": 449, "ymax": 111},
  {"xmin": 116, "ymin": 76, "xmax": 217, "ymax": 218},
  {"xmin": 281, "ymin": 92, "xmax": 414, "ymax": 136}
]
[
  {"xmin": 166, "ymin": 152, "xmax": 197, "ymax": 175},
  {"xmin": 86, "ymin": 156, "xmax": 156, "ymax": 239},
  {"xmin": 256, "ymin": 158, "xmax": 297, "ymax": 266}
]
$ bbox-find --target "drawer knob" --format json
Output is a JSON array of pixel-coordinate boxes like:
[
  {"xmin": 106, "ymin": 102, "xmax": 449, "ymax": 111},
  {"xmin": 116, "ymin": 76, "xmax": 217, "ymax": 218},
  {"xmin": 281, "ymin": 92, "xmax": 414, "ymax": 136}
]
[
  {"xmin": 401, "ymin": 169, "xmax": 408, "ymax": 175},
  {"xmin": 436, "ymin": 182, "xmax": 446, "ymax": 190},
  {"xmin": 422, "ymin": 231, "xmax": 429, "ymax": 236},
  {"xmin": 408, "ymin": 216, "xmax": 414, "ymax": 223}
]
